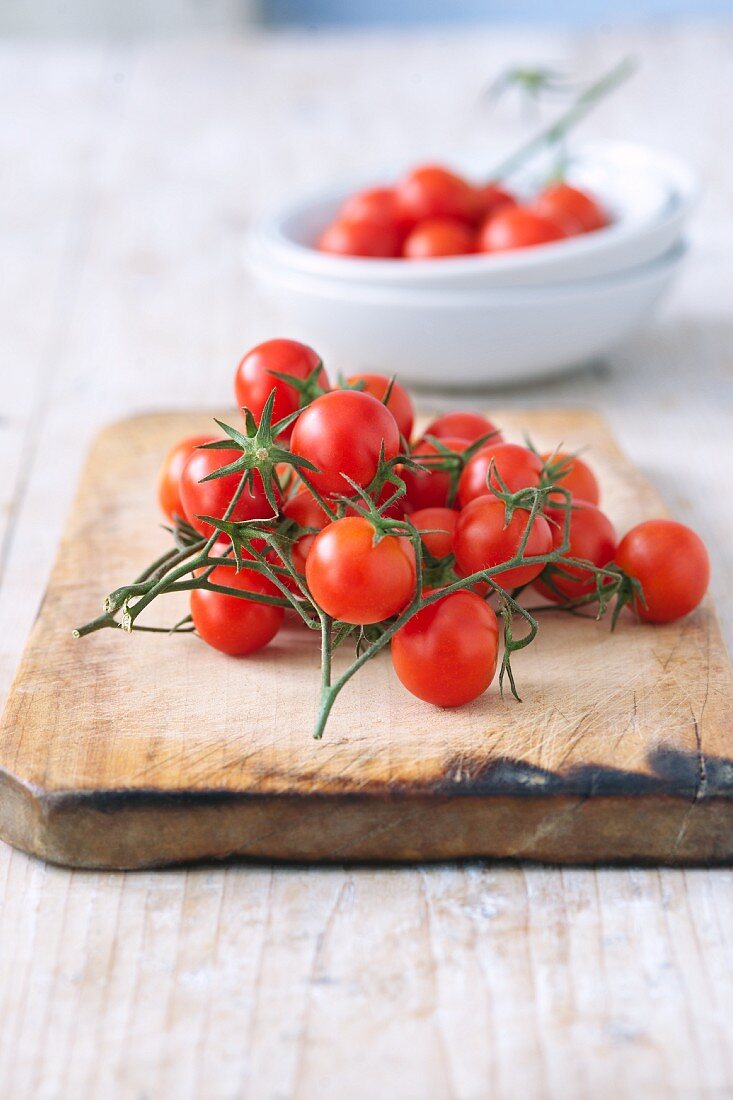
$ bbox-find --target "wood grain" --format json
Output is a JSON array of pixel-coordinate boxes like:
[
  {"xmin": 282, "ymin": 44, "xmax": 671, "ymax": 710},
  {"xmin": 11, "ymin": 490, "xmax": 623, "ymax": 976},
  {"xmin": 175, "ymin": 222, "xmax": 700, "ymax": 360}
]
[
  {"xmin": 1, "ymin": 28, "xmax": 733, "ymax": 1099},
  {"xmin": 1, "ymin": 408, "xmax": 730, "ymax": 868}
]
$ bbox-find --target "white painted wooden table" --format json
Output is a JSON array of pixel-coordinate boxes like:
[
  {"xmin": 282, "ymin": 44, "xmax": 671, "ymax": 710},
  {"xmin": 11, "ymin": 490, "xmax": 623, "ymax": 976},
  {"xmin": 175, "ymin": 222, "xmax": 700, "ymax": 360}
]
[{"xmin": 2, "ymin": 23, "xmax": 733, "ymax": 1098}]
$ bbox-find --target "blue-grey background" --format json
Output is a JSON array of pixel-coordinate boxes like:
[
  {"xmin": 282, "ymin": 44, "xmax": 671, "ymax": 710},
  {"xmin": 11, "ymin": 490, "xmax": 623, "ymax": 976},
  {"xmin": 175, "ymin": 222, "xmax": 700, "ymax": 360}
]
[{"xmin": 1, "ymin": 0, "xmax": 729, "ymax": 36}]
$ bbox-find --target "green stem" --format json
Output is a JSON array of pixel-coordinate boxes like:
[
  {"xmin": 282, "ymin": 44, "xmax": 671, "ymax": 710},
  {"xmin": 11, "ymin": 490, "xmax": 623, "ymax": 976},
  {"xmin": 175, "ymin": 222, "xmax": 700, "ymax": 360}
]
[{"xmin": 490, "ymin": 57, "xmax": 635, "ymax": 182}]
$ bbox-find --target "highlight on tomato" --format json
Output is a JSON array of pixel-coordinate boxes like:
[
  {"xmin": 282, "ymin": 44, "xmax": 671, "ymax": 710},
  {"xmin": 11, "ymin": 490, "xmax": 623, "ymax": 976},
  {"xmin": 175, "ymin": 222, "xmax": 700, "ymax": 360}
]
[
  {"xmin": 458, "ymin": 442, "xmax": 543, "ymax": 506},
  {"xmin": 290, "ymin": 389, "xmax": 400, "ymax": 498},
  {"xmin": 534, "ymin": 182, "xmax": 608, "ymax": 235},
  {"xmin": 305, "ymin": 516, "xmax": 416, "ymax": 625},
  {"xmin": 423, "ymin": 411, "xmax": 503, "ymax": 446},
  {"xmin": 179, "ymin": 444, "xmax": 276, "ymax": 537},
  {"xmin": 454, "ymin": 496, "xmax": 553, "ymax": 589},
  {"xmin": 616, "ymin": 519, "xmax": 710, "ymax": 623},
  {"xmin": 391, "ymin": 590, "xmax": 499, "ymax": 707},
  {"xmin": 234, "ymin": 339, "xmax": 328, "ymax": 439},
  {"xmin": 190, "ymin": 564, "xmax": 284, "ymax": 656}
]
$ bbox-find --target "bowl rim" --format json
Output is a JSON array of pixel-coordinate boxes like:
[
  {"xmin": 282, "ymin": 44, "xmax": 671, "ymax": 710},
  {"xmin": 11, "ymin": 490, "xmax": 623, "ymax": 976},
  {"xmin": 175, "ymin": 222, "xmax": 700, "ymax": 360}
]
[
  {"xmin": 249, "ymin": 140, "xmax": 698, "ymax": 285},
  {"xmin": 249, "ymin": 240, "xmax": 687, "ymax": 308}
]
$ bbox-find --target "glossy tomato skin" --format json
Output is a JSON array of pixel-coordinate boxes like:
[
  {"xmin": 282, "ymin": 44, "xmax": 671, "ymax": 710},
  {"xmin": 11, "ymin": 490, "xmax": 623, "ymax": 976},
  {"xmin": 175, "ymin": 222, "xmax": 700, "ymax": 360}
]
[
  {"xmin": 535, "ymin": 501, "xmax": 617, "ymax": 602},
  {"xmin": 306, "ymin": 517, "xmax": 416, "ymax": 624},
  {"xmin": 616, "ymin": 519, "xmax": 710, "ymax": 623},
  {"xmin": 423, "ymin": 411, "xmax": 503, "ymax": 446},
  {"xmin": 317, "ymin": 218, "xmax": 402, "ymax": 258},
  {"xmin": 458, "ymin": 442, "xmax": 542, "ymax": 506},
  {"xmin": 478, "ymin": 206, "xmax": 567, "ymax": 252},
  {"xmin": 157, "ymin": 434, "xmax": 216, "ymax": 522},
  {"xmin": 402, "ymin": 436, "xmax": 468, "ymax": 511},
  {"xmin": 347, "ymin": 373, "xmax": 414, "ymax": 441},
  {"xmin": 395, "ymin": 165, "xmax": 478, "ymax": 226},
  {"xmin": 234, "ymin": 339, "xmax": 327, "ymax": 439},
  {"xmin": 339, "ymin": 187, "xmax": 401, "ymax": 228},
  {"xmin": 290, "ymin": 390, "xmax": 400, "ymax": 498},
  {"xmin": 534, "ymin": 183, "xmax": 608, "ymax": 235},
  {"xmin": 402, "ymin": 217, "xmax": 476, "ymax": 259},
  {"xmin": 454, "ymin": 496, "xmax": 553, "ymax": 589},
  {"xmin": 391, "ymin": 591, "xmax": 499, "ymax": 707},
  {"xmin": 180, "ymin": 445, "xmax": 277, "ymax": 537},
  {"xmin": 190, "ymin": 564, "xmax": 284, "ymax": 656},
  {"xmin": 476, "ymin": 182, "xmax": 517, "ymax": 220},
  {"xmin": 409, "ymin": 507, "xmax": 459, "ymax": 559},
  {"xmin": 542, "ymin": 450, "xmax": 600, "ymax": 506}
]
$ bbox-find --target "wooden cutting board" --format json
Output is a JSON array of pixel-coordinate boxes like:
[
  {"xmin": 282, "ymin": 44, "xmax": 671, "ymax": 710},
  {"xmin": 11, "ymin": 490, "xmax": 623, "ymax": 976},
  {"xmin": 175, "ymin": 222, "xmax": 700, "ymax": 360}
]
[{"xmin": 1, "ymin": 409, "xmax": 732, "ymax": 869}]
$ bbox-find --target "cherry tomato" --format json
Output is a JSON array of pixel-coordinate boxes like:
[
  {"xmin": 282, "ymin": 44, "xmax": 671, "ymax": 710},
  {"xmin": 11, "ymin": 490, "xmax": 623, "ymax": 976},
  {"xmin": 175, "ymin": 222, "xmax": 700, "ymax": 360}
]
[
  {"xmin": 347, "ymin": 372, "xmax": 414, "ymax": 440},
  {"xmin": 391, "ymin": 590, "xmax": 499, "ymax": 706},
  {"xmin": 402, "ymin": 436, "xmax": 468, "ymax": 511},
  {"xmin": 234, "ymin": 339, "xmax": 328, "ymax": 440},
  {"xmin": 458, "ymin": 443, "xmax": 542, "ymax": 506},
  {"xmin": 402, "ymin": 217, "xmax": 476, "ymax": 259},
  {"xmin": 476, "ymin": 182, "xmax": 517, "ymax": 220},
  {"xmin": 395, "ymin": 165, "xmax": 478, "ymax": 226},
  {"xmin": 180, "ymin": 445, "xmax": 277, "ymax": 537},
  {"xmin": 306, "ymin": 517, "xmax": 416, "ymax": 624},
  {"xmin": 535, "ymin": 501, "xmax": 617, "ymax": 602},
  {"xmin": 615, "ymin": 519, "xmax": 710, "ymax": 623},
  {"xmin": 542, "ymin": 450, "xmax": 600, "ymax": 506},
  {"xmin": 534, "ymin": 182, "xmax": 608, "ymax": 235},
  {"xmin": 290, "ymin": 390, "xmax": 400, "ymax": 498},
  {"xmin": 478, "ymin": 206, "xmax": 567, "ymax": 253},
  {"xmin": 339, "ymin": 187, "xmax": 401, "ymax": 228},
  {"xmin": 454, "ymin": 496, "xmax": 553, "ymax": 589},
  {"xmin": 157, "ymin": 434, "xmax": 216, "ymax": 522},
  {"xmin": 267, "ymin": 490, "xmax": 331, "ymax": 590},
  {"xmin": 317, "ymin": 218, "xmax": 401, "ymax": 258},
  {"xmin": 423, "ymin": 411, "xmax": 503, "ymax": 446},
  {"xmin": 409, "ymin": 507, "xmax": 458, "ymax": 559},
  {"xmin": 190, "ymin": 564, "xmax": 284, "ymax": 656}
]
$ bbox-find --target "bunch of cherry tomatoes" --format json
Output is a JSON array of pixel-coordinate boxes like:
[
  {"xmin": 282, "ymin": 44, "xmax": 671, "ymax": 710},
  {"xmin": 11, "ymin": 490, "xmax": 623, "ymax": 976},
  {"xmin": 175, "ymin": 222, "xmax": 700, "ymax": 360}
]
[
  {"xmin": 315, "ymin": 164, "xmax": 609, "ymax": 260},
  {"xmin": 155, "ymin": 338, "xmax": 710, "ymax": 721}
]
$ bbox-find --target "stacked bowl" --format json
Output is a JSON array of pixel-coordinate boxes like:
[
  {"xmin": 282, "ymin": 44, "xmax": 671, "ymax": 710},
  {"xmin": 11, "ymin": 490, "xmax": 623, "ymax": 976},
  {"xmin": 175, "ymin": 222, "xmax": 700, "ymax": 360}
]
[{"xmin": 246, "ymin": 142, "xmax": 697, "ymax": 388}]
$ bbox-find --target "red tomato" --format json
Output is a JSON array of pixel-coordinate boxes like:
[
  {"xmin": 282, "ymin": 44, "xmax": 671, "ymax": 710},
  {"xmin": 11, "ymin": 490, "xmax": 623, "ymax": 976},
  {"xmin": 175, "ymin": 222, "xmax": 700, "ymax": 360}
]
[
  {"xmin": 234, "ymin": 339, "xmax": 328, "ymax": 439},
  {"xmin": 267, "ymin": 490, "xmax": 331, "ymax": 590},
  {"xmin": 317, "ymin": 218, "xmax": 401, "ymax": 258},
  {"xmin": 478, "ymin": 206, "xmax": 567, "ymax": 252},
  {"xmin": 402, "ymin": 436, "xmax": 468, "ymax": 511},
  {"xmin": 180, "ymin": 445, "xmax": 277, "ymax": 537},
  {"xmin": 190, "ymin": 565, "xmax": 284, "ymax": 655},
  {"xmin": 535, "ymin": 501, "xmax": 617, "ymax": 602},
  {"xmin": 534, "ymin": 182, "xmax": 608, "ymax": 235},
  {"xmin": 542, "ymin": 450, "xmax": 600, "ymax": 506},
  {"xmin": 423, "ymin": 411, "xmax": 503, "ymax": 446},
  {"xmin": 476, "ymin": 182, "xmax": 517, "ymax": 220},
  {"xmin": 395, "ymin": 165, "xmax": 478, "ymax": 226},
  {"xmin": 410, "ymin": 507, "xmax": 459, "ymax": 559},
  {"xmin": 402, "ymin": 217, "xmax": 476, "ymax": 259},
  {"xmin": 157, "ymin": 434, "xmax": 216, "ymax": 522},
  {"xmin": 339, "ymin": 187, "xmax": 401, "ymax": 228},
  {"xmin": 347, "ymin": 372, "xmax": 414, "ymax": 440},
  {"xmin": 615, "ymin": 519, "xmax": 710, "ymax": 623},
  {"xmin": 458, "ymin": 443, "xmax": 542, "ymax": 506},
  {"xmin": 290, "ymin": 390, "xmax": 400, "ymax": 498},
  {"xmin": 454, "ymin": 496, "xmax": 553, "ymax": 589},
  {"xmin": 306, "ymin": 517, "xmax": 416, "ymax": 624},
  {"xmin": 391, "ymin": 590, "xmax": 499, "ymax": 706}
]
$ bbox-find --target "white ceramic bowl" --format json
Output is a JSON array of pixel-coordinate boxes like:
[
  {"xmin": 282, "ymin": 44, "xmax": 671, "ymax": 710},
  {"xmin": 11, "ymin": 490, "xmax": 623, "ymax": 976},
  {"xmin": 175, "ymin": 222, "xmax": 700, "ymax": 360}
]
[
  {"xmin": 248, "ymin": 141, "xmax": 697, "ymax": 289},
  {"xmin": 248, "ymin": 243, "xmax": 686, "ymax": 387}
]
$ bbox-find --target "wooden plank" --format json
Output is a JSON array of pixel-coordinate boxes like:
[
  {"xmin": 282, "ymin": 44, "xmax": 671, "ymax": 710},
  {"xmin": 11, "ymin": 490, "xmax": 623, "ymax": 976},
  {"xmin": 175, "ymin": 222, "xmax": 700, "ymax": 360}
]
[{"xmin": 0, "ymin": 407, "xmax": 731, "ymax": 868}]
